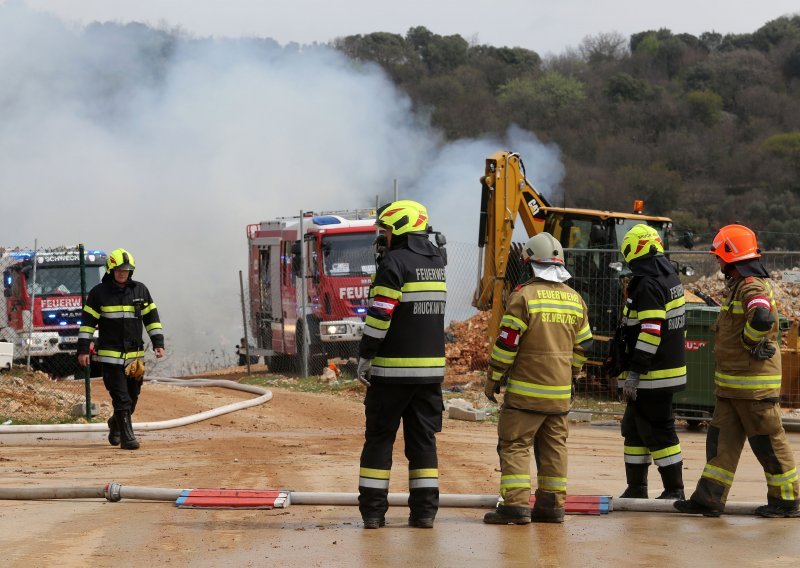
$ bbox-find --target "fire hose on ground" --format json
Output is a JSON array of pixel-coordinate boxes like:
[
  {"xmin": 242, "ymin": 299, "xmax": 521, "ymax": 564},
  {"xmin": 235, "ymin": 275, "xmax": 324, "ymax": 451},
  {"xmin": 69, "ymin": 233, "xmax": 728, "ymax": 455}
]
[
  {"xmin": 0, "ymin": 376, "xmax": 785, "ymax": 516},
  {"xmin": 0, "ymin": 376, "xmax": 272, "ymax": 434},
  {"xmin": 0, "ymin": 483, "xmax": 766, "ymax": 515}
]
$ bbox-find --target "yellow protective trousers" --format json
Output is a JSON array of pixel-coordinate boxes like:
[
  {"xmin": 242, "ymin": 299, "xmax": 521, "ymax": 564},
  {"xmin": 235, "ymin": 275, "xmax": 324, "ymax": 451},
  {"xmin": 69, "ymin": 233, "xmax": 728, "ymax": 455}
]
[
  {"xmin": 496, "ymin": 407, "xmax": 568, "ymax": 510},
  {"xmin": 690, "ymin": 397, "xmax": 798, "ymax": 509}
]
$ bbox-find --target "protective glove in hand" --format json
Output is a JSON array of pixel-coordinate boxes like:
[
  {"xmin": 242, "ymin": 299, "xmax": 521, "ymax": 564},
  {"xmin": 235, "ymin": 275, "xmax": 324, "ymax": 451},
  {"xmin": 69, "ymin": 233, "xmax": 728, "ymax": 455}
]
[
  {"xmin": 484, "ymin": 379, "xmax": 501, "ymax": 403},
  {"xmin": 622, "ymin": 371, "xmax": 640, "ymax": 402},
  {"xmin": 124, "ymin": 359, "xmax": 145, "ymax": 381},
  {"xmin": 749, "ymin": 338, "xmax": 776, "ymax": 361},
  {"xmin": 356, "ymin": 357, "xmax": 372, "ymax": 387}
]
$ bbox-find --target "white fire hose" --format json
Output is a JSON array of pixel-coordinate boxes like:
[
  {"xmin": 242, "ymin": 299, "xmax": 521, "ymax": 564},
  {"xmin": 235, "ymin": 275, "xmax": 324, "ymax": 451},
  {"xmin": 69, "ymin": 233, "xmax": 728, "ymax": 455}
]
[
  {"xmin": 0, "ymin": 483, "xmax": 764, "ymax": 515},
  {"xmin": 0, "ymin": 377, "xmax": 779, "ymax": 515},
  {"xmin": 0, "ymin": 376, "xmax": 272, "ymax": 434}
]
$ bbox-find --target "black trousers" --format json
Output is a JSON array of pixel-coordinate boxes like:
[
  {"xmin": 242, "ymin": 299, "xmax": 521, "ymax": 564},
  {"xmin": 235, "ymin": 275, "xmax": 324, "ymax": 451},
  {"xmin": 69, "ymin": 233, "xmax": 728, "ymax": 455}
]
[
  {"xmin": 102, "ymin": 363, "xmax": 142, "ymax": 414},
  {"xmin": 621, "ymin": 393, "xmax": 680, "ymax": 460},
  {"xmin": 358, "ymin": 382, "xmax": 443, "ymax": 520}
]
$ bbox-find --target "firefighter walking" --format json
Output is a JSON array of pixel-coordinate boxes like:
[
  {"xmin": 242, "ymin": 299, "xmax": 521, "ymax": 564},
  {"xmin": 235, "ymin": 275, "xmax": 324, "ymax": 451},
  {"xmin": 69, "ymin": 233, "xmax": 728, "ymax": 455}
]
[
  {"xmin": 483, "ymin": 233, "xmax": 592, "ymax": 525},
  {"xmin": 356, "ymin": 200, "xmax": 447, "ymax": 529},
  {"xmin": 613, "ymin": 224, "xmax": 687, "ymax": 500},
  {"xmin": 675, "ymin": 224, "xmax": 799, "ymax": 518},
  {"xmin": 77, "ymin": 248, "xmax": 164, "ymax": 450}
]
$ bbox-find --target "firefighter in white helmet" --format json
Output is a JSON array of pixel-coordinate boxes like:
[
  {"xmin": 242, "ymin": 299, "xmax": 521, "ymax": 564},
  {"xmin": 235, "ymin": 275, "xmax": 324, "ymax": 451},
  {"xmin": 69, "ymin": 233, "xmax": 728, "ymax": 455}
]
[{"xmin": 483, "ymin": 232, "xmax": 592, "ymax": 524}]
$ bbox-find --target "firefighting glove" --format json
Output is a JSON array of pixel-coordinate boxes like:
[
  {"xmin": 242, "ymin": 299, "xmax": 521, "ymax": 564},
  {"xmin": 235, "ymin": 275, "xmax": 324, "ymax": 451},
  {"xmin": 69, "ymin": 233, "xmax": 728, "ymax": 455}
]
[
  {"xmin": 749, "ymin": 338, "xmax": 776, "ymax": 361},
  {"xmin": 356, "ymin": 357, "xmax": 372, "ymax": 387},
  {"xmin": 124, "ymin": 359, "xmax": 145, "ymax": 381},
  {"xmin": 484, "ymin": 378, "xmax": 501, "ymax": 403},
  {"xmin": 622, "ymin": 371, "xmax": 640, "ymax": 402}
]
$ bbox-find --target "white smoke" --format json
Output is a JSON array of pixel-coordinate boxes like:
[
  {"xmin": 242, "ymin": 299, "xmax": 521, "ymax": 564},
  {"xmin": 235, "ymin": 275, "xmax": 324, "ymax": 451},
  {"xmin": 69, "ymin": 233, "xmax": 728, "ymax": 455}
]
[{"xmin": 0, "ymin": 4, "xmax": 564, "ymax": 368}]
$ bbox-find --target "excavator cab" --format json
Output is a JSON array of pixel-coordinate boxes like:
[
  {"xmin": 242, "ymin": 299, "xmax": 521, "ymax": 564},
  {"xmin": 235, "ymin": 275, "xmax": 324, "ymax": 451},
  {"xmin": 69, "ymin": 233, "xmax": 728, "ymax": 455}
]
[{"xmin": 474, "ymin": 150, "xmax": 673, "ymax": 363}]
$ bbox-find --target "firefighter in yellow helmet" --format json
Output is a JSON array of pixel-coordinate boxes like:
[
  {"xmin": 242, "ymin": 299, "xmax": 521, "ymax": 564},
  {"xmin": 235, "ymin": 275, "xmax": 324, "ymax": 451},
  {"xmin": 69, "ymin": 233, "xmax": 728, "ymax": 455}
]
[
  {"xmin": 482, "ymin": 232, "xmax": 592, "ymax": 525},
  {"xmin": 356, "ymin": 200, "xmax": 447, "ymax": 529},
  {"xmin": 76, "ymin": 248, "xmax": 165, "ymax": 450},
  {"xmin": 675, "ymin": 225, "xmax": 799, "ymax": 518},
  {"xmin": 611, "ymin": 224, "xmax": 687, "ymax": 500}
]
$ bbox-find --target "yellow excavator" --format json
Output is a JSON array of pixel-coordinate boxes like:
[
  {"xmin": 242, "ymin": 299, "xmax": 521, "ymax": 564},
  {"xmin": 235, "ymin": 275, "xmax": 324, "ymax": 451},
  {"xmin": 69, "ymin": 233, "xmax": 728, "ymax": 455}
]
[{"xmin": 474, "ymin": 150, "xmax": 673, "ymax": 349}]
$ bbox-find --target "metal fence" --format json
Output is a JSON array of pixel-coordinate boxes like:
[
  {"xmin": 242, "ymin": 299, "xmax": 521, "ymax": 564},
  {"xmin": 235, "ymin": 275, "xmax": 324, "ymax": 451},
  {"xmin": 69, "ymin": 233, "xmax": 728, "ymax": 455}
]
[
  {"xmin": 7, "ymin": 238, "xmax": 799, "ymax": 426},
  {"xmin": 1, "ymin": 246, "xmax": 112, "ymax": 424},
  {"xmin": 440, "ymin": 241, "xmax": 800, "ymax": 421}
]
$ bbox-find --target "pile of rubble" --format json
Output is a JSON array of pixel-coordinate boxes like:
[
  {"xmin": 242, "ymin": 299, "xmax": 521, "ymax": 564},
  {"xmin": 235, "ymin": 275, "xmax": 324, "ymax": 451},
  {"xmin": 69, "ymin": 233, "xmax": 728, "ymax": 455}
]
[
  {"xmin": 444, "ymin": 310, "xmax": 490, "ymax": 387},
  {"xmin": 689, "ymin": 271, "xmax": 800, "ymax": 319},
  {"xmin": 0, "ymin": 370, "xmax": 89, "ymax": 423}
]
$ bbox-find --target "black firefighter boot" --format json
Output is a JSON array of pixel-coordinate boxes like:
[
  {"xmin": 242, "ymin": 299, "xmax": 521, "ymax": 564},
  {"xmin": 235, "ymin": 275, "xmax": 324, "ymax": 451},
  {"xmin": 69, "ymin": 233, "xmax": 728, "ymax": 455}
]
[
  {"xmin": 755, "ymin": 497, "xmax": 800, "ymax": 518},
  {"xmin": 531, "ymin": 491, "xmax": 565, "ymax": 523},
  {"xmin": 107, "ymin": 415, "xmax": 121, "ymax": 446},
  {"xmin": 656, "ymin": 463, "xmax": 685, "ymax": 500},
  {"xmin": 619, "ymin": 463, "xmax": 649, "ymax": 498},
  {"xmin": 116, "ymin": 410, "xmax": 140, "ymax": 450},
  {"xmin": 483, "ymin": 505, "xmax": 532, "ymax": 525}
]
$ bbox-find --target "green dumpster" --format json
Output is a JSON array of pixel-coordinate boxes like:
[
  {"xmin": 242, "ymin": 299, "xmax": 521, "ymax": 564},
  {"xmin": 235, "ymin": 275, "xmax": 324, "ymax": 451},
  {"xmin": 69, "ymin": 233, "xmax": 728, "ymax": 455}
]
[{"xmin": 672, "ymin": 304, "xmax": 719, "ymax": 424}]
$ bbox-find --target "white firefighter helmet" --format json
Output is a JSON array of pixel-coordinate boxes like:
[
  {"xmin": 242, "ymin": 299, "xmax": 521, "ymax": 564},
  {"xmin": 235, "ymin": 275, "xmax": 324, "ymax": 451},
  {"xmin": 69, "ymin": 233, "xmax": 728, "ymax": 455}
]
[{"xmin": 522, "ymin": 233, "xmax": 564, "ymax": 265}]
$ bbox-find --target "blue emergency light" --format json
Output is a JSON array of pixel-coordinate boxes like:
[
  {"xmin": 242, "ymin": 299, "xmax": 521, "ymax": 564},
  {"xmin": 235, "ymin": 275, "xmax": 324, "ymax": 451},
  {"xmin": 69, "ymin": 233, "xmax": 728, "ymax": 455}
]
[{"xmin": 311, "ymin": 216, "xmax": 343, "ymax": 226}]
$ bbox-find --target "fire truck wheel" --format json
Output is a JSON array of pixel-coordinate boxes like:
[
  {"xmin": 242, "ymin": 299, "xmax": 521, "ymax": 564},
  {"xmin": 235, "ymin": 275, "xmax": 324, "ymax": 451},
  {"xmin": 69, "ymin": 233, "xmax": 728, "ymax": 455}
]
[{"xmin": 266, "ymin": 353, "xmax": 290, "ymax": 373}]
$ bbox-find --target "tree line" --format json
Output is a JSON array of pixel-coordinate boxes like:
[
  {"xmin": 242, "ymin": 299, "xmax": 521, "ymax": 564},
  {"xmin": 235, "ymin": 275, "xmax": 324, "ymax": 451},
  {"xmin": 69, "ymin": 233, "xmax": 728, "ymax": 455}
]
[{"xmin": 333, "ymin": 19, "xmax": 800, "ymax": 249}]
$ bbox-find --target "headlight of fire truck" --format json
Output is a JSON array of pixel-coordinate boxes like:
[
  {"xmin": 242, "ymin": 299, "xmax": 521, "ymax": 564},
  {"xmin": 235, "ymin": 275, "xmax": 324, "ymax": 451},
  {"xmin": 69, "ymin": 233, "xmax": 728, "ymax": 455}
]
[
  {"xmin": 22, "ymin": 333, "xmax": 61, "ymax": 355},
  {"xmin": 319, "ymin": 319, "xmax": 365, "ymax": 342}
]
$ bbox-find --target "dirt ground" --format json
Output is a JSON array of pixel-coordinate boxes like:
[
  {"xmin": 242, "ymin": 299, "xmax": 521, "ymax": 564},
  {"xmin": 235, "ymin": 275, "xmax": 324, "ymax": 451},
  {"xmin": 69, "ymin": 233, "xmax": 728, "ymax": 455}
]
[{"xmin": 1, "ymin": 379, "xmax": 800, "ymax": 568}]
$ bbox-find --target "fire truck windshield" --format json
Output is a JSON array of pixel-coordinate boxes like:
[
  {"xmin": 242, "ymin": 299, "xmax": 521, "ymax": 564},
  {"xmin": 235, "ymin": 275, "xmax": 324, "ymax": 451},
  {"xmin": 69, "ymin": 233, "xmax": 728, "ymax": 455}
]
[
  {"xmin": 321, "ymin": 233, "xmax": 376, "ymax": 277},
  {"xmin": 28, "ymin": 265, "xmax": 105, "ymax": 295}
]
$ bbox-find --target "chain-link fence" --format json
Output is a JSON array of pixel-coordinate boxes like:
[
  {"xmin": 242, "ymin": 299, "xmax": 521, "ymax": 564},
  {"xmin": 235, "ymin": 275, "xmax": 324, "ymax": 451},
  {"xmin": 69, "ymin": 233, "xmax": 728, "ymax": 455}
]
[
  {"xmin": 442, "ymin": 240, "xmax": 800, "ymax": 421},
  {"xmin": 0, "ymin": 246, "xmax": 111, "ymax": 424}
]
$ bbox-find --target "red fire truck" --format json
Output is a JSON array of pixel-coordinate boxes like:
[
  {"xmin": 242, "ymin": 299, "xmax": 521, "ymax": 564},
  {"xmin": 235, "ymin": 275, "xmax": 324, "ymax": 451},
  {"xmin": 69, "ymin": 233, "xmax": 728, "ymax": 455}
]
[
  {"xmin": 0, "ymin": 247, "xmax": 107, "ymax": 377},
  {"xmin": 246, "ymin": 210, "xmax": 377, "ymax": 373}
]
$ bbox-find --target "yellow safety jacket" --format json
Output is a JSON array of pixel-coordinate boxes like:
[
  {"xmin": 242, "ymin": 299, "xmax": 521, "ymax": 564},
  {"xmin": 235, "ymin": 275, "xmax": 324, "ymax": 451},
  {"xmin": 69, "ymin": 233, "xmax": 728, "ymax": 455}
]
[
  {"xmin": 488, "ymin": 278, "xmax": 592, "ymax": 414},
  {"xmin": 713, "ymin": 276, "xmax": 781, "ymax": 399}
]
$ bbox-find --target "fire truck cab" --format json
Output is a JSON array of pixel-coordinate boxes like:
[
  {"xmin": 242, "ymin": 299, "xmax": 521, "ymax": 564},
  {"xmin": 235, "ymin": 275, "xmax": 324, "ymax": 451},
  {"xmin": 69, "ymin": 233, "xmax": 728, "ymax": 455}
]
[
  {"xmin": 247, "ymin": 210, "xmax": 376, "ymax": 374},
  {"xmin": 0, "ymin": 247, "xmax": 106, "ymax": 377}
]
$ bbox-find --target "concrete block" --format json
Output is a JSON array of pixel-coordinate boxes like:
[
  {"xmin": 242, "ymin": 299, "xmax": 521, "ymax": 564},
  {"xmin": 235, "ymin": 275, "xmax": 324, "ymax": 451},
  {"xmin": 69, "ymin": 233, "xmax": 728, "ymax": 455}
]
[
  {"xmin": 71, "ymin": 402, "xmax": 98, "ymax": 417},
  {"xmin": 568, "ymin": 411, "xmax": 592, "ymax": 423},
  {"xmin": 448, "ymin": 405, "xmax": 486, "ymax": 422}
]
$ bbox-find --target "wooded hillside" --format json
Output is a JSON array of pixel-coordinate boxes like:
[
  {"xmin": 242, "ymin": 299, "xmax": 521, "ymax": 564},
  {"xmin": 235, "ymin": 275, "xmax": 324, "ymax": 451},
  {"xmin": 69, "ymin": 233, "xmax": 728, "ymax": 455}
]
[{"xmin": 334, "ymin": 19, "xmax": 800, "ymax": 248}]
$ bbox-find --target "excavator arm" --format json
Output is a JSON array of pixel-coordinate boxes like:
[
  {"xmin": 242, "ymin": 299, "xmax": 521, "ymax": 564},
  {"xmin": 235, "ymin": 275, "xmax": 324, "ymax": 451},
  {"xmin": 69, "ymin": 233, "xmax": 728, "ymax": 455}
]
[{"xmin": 473, "ymin": 151, "xmax": 551, "ymax": 340}]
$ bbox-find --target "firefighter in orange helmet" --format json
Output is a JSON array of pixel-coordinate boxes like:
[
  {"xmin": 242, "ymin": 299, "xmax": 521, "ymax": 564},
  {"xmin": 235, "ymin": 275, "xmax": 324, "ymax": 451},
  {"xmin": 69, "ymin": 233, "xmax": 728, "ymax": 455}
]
[{"xmin": 675, "ymin": 225, "xmax": 799, "ymax": 517}]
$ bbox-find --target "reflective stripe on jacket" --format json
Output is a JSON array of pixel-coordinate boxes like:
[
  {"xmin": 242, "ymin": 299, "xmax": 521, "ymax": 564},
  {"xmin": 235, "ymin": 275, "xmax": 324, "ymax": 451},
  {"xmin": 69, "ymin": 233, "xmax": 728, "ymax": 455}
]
[
  {"xmin": 618, "ymin": 264, "xmax": 687, "ymax": 394},
  {"xmin": 359, "ymin": 237, "xmax": 446, "ymax": 385},
  {"xmin": 77, "ymin": 275, "xmax": 164, "ymax": 364},
  {"xmin": 713, "ymin": 277, "xmax": 781, "ymax": 399},
  {"xmin": 488, "ymin": 279, "xmax": 591, "ymax": 414}
]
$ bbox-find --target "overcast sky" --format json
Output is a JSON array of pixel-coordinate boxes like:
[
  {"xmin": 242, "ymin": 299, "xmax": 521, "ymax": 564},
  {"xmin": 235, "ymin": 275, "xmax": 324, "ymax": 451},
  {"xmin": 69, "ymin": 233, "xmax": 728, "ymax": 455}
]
[{"xmin": 20, "ymin": 0, "xmax": 800, "ymax": 54}]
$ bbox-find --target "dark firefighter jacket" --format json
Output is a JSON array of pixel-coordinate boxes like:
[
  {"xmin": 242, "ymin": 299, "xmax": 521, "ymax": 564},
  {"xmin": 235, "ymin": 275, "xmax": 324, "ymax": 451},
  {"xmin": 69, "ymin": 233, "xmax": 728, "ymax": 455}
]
[
  {"xmin": 618, "ymin": 255, "xmax": 687, "ymax": 395},
  {"xmin": 77, "ymin": 274, "xmax": 164, "ymax": 365},
  {"xmin": 713, "ymin": 275, "xmax": 781, "ymax": 399},
  {"xmin": 359, "ymin": 234, "xmax": 446, "ymax": 384},
  {"xmin": 487, "ymin": 277, "xmax": 592, "ymax": 414}
]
